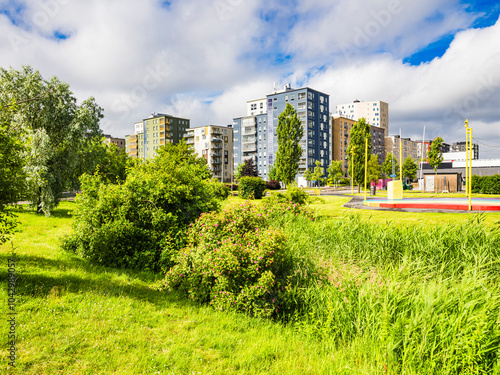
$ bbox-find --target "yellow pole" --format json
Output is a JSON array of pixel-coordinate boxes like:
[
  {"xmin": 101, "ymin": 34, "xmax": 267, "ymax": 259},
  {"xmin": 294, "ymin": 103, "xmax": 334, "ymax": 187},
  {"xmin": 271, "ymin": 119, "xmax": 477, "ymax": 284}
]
[
  {"xmin": 468, "ymin": 128, "xmax": 472, "ymax": 211},
  {"xmin": 350, "ymin": 148, "xmax": 354, "ymax": 195},
  {"xmin": 464, "ymin": 119, "xmax": 469, "ymax": 197},
  {"xmin": 364, "ymin": 138, "xmax": 368, "ymax": 205},
  {"xmin": 399, "ymin": 137, "xmax": 403, "ymax": 199}
]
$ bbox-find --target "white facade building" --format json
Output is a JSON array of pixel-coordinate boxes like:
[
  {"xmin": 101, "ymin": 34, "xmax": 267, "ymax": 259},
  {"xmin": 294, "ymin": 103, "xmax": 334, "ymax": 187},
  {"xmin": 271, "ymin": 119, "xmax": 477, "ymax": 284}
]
[{"xmin": 335, "ymin": 100, "xmax": 389, "ymax": 133}]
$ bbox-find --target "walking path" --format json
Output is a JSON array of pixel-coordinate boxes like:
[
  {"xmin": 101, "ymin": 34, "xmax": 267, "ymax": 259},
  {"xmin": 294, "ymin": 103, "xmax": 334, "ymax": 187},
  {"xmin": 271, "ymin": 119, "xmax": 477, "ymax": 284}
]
[{"xmin": 317, "ymin": 188, "xmax": 500, "ymax": 213}]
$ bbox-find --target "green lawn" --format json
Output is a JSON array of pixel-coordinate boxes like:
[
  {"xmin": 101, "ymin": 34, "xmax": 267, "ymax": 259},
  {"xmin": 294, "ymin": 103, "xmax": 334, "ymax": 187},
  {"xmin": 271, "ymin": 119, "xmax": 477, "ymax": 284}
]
[
  {"xmin": 0, "ymin": 202, "xmax": 371, "ymax": 374},
  {"xmin": 2, "ymin": 198, "xmax": 499, "ymax": 374}
]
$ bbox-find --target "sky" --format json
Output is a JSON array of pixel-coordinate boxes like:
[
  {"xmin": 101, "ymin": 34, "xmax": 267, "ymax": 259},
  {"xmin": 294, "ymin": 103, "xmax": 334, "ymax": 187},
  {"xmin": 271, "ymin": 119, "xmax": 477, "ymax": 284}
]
[{"xmin": 1, "ymin": 0, "xmax": 500, "ymax": 158}]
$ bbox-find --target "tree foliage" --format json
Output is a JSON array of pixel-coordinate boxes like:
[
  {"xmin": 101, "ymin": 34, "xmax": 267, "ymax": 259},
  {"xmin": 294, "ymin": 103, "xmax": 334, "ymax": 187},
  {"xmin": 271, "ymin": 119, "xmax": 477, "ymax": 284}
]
[
  {"xmin": 311, "ymin": 160, "xmax": 324, "ymax": 187},
  {"xmin": 0, "ymin": 102, "xmax": 24, "ymax": 244},
  {"xmin": 236, "ymin": 158, "xmax": 259, "ymax": 179},
  {"xmin": 428, "ymin": 137, "xmax": 444, "ymax": 174},
  {"xmin": 402, "ymin": 156, "xmax": 418, "ymax": 181},
  {"xmin": 327, "ymin": 161, "xmax": 343, "ymax": 186},
  {"xmin": 274, "ymin": 103, "xmax": 304, "ymax": 186},
  {"xmin": 0, "ymin": 66, "xmax": 104, "ymax": 214},
  {"xmin": 63, "ymin": 142, "xmax": 228, "ymax": 272},
  {"xmin": 346, "ymin": 118, "xmax": 371, "ymax": 192},
  {"xmin": 382, "ymin": 153, "xmax": 400, "ymax": 179},
  {"xmin": 367, "ymin": 154, "xmax": 381, "ymax": 183}
]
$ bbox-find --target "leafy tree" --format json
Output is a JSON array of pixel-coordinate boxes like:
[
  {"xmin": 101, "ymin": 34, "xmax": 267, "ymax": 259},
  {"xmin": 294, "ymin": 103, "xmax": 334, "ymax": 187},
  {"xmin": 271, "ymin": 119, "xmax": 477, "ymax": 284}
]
[
  {"xmin": 274, "ymin": 103, "xmax": 303, "ymax": 186},
  {"xmin": 367, "ymin": 154, "xmax": 381, "ymax": 184},
  {"xmin": 311, "ymin": 160, "xmax": 324, "ymax": 187},
  {"xmin": 428, "ymin": 137, "xmax": 444, "ymax": 174},
  {"xmin": 71, "ymin": 137, "xmax": 132, "ymax": 186},
  {"xmin": 63, "ymin": 142, "xmax": 227, "ymax": 271},
  {"xmin": 0, "ymin": 101, "xmax": 25, "ymax": 208},
  {"xmin": 402, "ymin": 156, "xmax": 418, "ymax": 181},
  {"xmin": 238, "ymin": 158, "xmax": 259, "ymax": 178},
  {"xmin": 268, "ymin": 164, "xmax": 278, "ymax": 181},
  {"xmin": 327, "ymin": 161, "xmax": 343, "ymax": 187},
  {"xmin": 382, "ymin": 153, "xmax": 399, "ymax": 179},
  {"xmin": 0, "ymin": 102, "xmax": 24, "ymax": 244},
  {"xmin": 346, "ymin": 118, "xmax": 371, "ymax": 192},
  {"xmin": 0, "ymin": 66, "xmax": 103, "ymax": 215},
  {"xmin": 303, "ymin": 168, "xmax": 313, "ymax": 186}
]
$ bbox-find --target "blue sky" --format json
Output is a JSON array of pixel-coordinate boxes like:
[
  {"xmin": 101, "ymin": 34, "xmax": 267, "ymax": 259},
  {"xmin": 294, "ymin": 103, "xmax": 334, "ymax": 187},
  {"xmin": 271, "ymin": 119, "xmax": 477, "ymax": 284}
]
[{"xmin": 1, "ymin": 0, "xmax": 500, "ymax": 158}]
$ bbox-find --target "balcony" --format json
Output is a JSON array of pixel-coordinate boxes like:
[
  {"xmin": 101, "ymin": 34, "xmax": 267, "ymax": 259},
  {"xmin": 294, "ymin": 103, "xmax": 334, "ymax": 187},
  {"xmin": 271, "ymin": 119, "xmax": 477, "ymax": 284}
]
[
  {"xmin": 212, "ymin": 159, "xmax": 222, "ymax": 164},
  {"xmin": 186, "ymin": 139, "xmax": 195, "ymax": 145},
  {"xmin": 211, "ymin": 128, "xmax": 220, "ymax": 134},
  {"xmin": 212, "ymin": 167, "xmax": 222, "ymax": 172},
  {"xmin": 184, "ymin": 132, "xmax": 194, "ymax": 138},
  {"xmin": 211, "ymin": 143, "xmax": 222, "ymax": 149},
  {"xmin": 243, "ymin": 144, "xmax": 256, "ymax": 152},
  {"xmin": 212, "ymin": 137, "xmax": 222, "ymax": 142}
]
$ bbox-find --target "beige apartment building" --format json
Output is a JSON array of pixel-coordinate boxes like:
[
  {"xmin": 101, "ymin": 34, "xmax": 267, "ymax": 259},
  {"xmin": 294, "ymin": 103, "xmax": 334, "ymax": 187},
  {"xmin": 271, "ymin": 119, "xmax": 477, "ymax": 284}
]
[
  {"xmin": 184, "ymin": 125, "xmax": 233, "ymax": 183},
  {"xmin": 331, "ymin": 115, "xmax": 386, "ymax": 174},
  {"xmin": 384, "ymin": 135, "xmax": 419, "ymax": 162},
  {"xmin": 104, "ymin": 134, "xmax": 126, "ymax": 152}
]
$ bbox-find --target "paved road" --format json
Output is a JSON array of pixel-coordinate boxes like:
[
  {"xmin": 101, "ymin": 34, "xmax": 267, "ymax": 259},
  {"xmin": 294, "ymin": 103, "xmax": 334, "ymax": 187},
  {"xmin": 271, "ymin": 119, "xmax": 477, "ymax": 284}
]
[{"xmin": 316, "ymin": 188, "xmax": 478, "ymax": 214}]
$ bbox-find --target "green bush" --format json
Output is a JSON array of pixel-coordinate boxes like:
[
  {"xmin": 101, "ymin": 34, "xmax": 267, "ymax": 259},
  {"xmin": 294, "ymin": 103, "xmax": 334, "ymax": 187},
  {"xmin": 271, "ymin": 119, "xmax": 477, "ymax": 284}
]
[
  {"xmin": 267, "ymin": 186, "xmax": 310, "ymax": 205},
  {"xmin": 63, "ymin": 142, "xmax": 227, "ymax": 272},
  {"xmin": 471, "ymin": 174, "xmax": 500, "ymax": 194},
  {"xmin": 159, "ymin": 201, "xmax": 317, "ymax": 318},
  {"xmin": 238, "ymin": 176, "xmax": 267, "ymax": 199}
]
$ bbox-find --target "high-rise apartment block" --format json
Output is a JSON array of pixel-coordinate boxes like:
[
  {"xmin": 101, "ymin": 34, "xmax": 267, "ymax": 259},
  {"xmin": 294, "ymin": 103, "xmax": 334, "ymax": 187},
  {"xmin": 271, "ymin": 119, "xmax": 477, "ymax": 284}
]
[
  {"xmin": 125, "ymin": 113, "xmax": 190, "ymax": 159},
  {"xmin": 233, "ymin": 85, "xmax": 329, "ymax": 183},
  {"xmin": 184, "ymin": 125, "xmax": 233, "ymax": 182},
  {"xmin": 335, "ymin": 100, "xmax": 389, "ymax": 132}
]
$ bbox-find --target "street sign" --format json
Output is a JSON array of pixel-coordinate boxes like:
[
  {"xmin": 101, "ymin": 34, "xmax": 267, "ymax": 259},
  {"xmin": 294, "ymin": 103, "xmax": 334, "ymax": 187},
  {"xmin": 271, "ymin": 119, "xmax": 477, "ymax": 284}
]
[{"xmin": 390, "ymin": 174, "xmax": 397, "ymax": 178}]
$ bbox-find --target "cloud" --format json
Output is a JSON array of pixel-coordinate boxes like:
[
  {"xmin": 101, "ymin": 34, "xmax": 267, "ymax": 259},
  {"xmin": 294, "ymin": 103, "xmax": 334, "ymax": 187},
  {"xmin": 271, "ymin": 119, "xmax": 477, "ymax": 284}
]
[{"xmin": 0, "ymin": 0, "xmax": 499, "ymax": 157}]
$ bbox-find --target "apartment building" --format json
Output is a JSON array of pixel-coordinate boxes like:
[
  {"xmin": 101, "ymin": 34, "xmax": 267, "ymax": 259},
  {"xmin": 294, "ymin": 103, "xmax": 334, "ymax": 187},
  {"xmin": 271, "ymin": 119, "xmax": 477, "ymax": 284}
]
[
  {"xmin": 450, "ymin": 141, "xmax": 479, "ymax": 159},
  {"xmin": 331, "ymin": 115, "xmax": 386, "ymax": 175},
  {"xmin": 384, "ymin": 135, "xmax": 419, "ymax": 162},
  {"xmin": 233, "ymin": 85, "xmax": 329, "ymax": 183},
  {"xmin": 104, "ymin": 134, "xmax": 126, "ymax": 152},
  {"xmin": 125, "ymin": 113, "xmax": 190, "ymax": 159},
  {"xmin": 184, "ymin": 125, "xmax": 233, "ymax": 183},
  {"xmin": 335, "ymin": 100, "xmax": 389, "ymax": 133}
]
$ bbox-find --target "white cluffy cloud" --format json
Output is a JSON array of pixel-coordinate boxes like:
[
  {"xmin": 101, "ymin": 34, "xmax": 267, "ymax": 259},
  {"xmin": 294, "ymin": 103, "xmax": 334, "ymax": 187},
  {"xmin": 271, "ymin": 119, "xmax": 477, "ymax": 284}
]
[{"xmin": 0, "ymin": 0, "xmax": 499, "ymax": 156}]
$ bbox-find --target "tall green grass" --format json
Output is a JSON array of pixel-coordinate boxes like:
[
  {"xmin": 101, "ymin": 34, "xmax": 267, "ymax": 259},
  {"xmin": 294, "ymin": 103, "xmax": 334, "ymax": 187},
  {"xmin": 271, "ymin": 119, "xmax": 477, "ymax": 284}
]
[{"xmin": 274, "ymin": 213, "xmax": 500, "ymax": 374}]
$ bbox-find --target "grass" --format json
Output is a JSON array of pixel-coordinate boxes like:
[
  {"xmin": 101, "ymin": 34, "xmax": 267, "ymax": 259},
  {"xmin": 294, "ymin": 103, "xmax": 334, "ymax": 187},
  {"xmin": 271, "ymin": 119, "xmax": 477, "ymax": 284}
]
[
  {"xmin": 2, "ymin": 199, "xmax": 500, "ymax": 374},
  {"xmin": 0, "ymin": 202, "xmax": 377, "ymax": 374},
  {"xmin": 224, "ymin": 194, "xmax": 500, "ymax": 226}
]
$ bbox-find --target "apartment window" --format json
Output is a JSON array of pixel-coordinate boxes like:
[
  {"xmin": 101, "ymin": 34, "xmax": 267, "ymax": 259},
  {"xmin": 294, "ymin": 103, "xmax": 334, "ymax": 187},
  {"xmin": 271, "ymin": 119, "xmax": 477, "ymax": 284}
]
[{"xmin": 298, "ymin": 92, "xmax": 306, "ymax": 100}]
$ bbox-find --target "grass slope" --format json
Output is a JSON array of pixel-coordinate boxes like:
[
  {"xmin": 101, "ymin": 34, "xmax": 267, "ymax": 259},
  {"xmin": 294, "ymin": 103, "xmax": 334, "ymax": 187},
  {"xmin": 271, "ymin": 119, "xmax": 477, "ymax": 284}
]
[{"xmin": 0, "ymin": 202, "xmax": 369, "ymax": 374}]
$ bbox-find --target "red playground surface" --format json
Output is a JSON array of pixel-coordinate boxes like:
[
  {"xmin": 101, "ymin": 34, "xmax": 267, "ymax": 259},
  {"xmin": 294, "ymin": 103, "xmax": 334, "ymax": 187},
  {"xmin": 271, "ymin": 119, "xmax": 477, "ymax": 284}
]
[{"xmin": 365, "ymin": 197, "xmax": 500, "ymax": 211}]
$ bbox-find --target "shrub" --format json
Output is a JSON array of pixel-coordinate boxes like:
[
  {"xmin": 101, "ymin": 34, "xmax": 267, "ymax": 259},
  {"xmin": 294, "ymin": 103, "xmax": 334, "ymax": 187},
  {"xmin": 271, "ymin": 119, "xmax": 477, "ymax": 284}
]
[
  {"xmin": 238, "ymin": 176, "xmax": 267, "ymax": 199},
  {"xmin": 159, "ymin": 201, "xmax": 317, "ymax": 318},
  {"xmin": 224, "ymin": 183, "xmax": 238, "ymax": 191},
  {"xmin": 63, "ymin": 142, "xmax": 227, "ymax": 272},
  {"xmin": 267, "ymin": 186, "xmax": 310, "ymax": 205},
  {"xmin": 471, "ymin": 174, "xmax": 500, "ymax": 194},
  {"xmin": 266, "ymin": 180, "xmax": 281, "ymax": 190}
]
